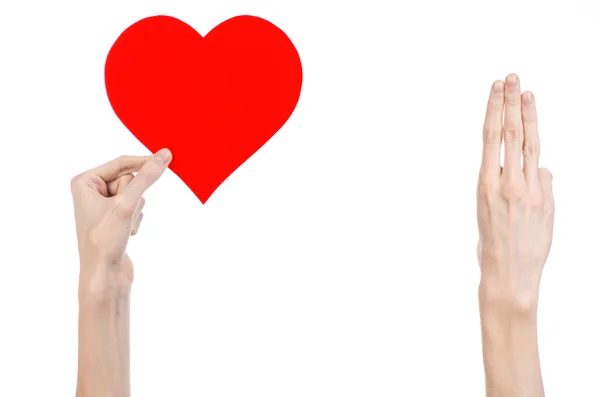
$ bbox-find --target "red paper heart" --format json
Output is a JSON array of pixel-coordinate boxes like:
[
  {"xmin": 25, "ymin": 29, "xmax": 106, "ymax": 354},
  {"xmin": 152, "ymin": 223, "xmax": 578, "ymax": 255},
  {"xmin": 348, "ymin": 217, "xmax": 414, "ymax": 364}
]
[{"xmin": 105, "ymin": 15, "xmax": 303, "ymax": 203}]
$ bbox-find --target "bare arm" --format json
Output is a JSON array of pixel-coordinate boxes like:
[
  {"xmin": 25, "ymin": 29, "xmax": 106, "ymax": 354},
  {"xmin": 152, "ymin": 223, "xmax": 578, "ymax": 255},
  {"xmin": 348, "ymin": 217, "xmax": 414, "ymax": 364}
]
[
  {"xmin": 76, "ymin": 284, "xmax": 131, "ymax": 397},
  {"xmin": 479, "ymin": 285, "xmax": 543, "ymax": 396}
]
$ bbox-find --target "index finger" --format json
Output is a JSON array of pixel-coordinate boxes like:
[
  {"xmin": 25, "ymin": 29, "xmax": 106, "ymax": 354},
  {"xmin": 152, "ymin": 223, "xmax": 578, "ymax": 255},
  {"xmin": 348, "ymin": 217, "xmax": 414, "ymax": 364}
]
[
  {"xmin": 481, "ymin": 80, "xmax": 505, "ymax": 177},
  {"xmin": 121, "ymin": 149, "xmax": 172, "ymax": 202},
  {"xmin": 91, "ymin": 155, "xmax": 152, "ymax": 182}
]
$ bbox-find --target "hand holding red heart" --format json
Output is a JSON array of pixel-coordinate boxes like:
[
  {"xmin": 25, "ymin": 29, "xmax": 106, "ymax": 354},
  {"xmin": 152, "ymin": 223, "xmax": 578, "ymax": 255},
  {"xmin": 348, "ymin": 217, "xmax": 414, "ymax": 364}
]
[{"xmin": 71, "ymin": 149, "xmax": 172, "ymax": 295}]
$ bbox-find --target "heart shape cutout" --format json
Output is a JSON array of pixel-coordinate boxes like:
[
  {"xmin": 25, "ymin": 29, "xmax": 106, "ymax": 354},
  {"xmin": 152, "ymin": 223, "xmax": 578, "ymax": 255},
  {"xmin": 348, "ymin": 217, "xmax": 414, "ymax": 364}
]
[{"xmin": 105, "ymin": 15, "xmax": 303, "ymax": 203}]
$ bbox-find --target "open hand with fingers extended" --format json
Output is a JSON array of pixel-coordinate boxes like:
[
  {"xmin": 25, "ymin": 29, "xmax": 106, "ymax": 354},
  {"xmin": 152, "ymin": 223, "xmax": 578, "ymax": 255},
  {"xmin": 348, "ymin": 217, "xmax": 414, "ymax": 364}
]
[{"xmin": 477, "ymin": 74, "xmax": 554, "ymax": 397}]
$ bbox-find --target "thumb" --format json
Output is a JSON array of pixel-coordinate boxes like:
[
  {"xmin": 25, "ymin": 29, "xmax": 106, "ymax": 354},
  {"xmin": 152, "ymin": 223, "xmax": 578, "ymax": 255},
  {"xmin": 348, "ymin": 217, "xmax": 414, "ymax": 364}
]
[{"xmin": 122, "ymin": 148, "xmax": 172, "ymax": 202}]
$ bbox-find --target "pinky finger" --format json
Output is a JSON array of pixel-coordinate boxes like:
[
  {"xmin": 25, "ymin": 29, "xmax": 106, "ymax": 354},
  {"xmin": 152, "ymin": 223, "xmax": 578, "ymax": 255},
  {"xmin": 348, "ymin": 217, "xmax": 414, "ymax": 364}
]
[
  {"xmin": 538, "ymin": 168, "xmax": 554, "ymax": 203},
  {"xmin": 539, "ymin": 168, "xmax": 553, "ymax": 187},
  {"xmin": 131, "ymin": 212, "xmax": 144, "ymax": 236}
]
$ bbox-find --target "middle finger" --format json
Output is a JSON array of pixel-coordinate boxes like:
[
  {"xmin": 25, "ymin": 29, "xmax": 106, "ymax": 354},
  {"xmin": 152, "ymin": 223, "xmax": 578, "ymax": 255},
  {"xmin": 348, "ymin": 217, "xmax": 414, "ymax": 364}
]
[{"xmin": 503, "ymin": 73, "xmax": 524, "ymax": 177}]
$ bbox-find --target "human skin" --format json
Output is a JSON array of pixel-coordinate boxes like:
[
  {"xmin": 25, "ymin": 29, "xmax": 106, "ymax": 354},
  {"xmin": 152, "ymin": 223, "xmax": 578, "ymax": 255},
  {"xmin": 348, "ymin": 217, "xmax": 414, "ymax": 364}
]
[
  {"xmin": 71, "ymin": 149, "xmax": 172, "ymax": 397},
  {"xmin": 477, "ymin": 73, "xmax": 554, "ymax": 397}
]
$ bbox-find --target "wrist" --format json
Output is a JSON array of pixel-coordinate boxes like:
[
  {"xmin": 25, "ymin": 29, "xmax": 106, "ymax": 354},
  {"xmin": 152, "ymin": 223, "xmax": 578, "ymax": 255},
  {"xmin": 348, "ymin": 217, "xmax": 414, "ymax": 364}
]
[
  {"xmin": 479, "ymin": 272, "xmax": 540, "ymax": 316},
  {"xmin": 79, "ymin": 264, "xmax": 131, "ymax": 303},
  {"xmin": 479, "ymin": 301, "xmax": 542, "ymax": 397}
]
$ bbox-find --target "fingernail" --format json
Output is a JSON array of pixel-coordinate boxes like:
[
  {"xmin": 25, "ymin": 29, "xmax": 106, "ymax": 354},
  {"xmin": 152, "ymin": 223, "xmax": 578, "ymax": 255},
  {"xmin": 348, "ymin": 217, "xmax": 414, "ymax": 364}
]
[
  {"xmin": 154, "ymin": 149, "xmax": 172, "ymax": 165},
  {"xmin": 493, "ymin": 81, "xmax": 504, "ymax": 93},
  {"xmin": 506, "ymin": 73, "xmax": 518, "ymax": 87},
  {"xmin": 522, "ymin": 91, "xmax": 534, "ymax": 105}
]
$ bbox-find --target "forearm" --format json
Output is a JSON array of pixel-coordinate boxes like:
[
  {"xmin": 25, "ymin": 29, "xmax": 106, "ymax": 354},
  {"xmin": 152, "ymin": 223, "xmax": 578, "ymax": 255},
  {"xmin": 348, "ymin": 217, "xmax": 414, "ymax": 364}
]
[
  {"xmin": 479, "ymin": 284, "xmax": 544, "ymax": 397},
  {"xmin": 76, "ymin": 285, "xmax": 131, "ymax": 397}
]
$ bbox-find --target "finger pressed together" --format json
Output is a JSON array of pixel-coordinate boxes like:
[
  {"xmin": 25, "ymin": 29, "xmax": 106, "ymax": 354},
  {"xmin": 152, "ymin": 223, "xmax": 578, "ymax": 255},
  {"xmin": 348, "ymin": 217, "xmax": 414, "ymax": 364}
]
[
  {"xmin": 502, "ymin": 73, "xmax": 524, "ymax": 179},
  {"xmin": 481, "ymin": 79, "xmax": 504, "ymax": 177},
  {"xmin": 481, "ymin": 74, "xmax": 542, "ymax": 187},
  {"xmin": 521, "ymin": 91, "xmax": 540, "ymax": 183}
]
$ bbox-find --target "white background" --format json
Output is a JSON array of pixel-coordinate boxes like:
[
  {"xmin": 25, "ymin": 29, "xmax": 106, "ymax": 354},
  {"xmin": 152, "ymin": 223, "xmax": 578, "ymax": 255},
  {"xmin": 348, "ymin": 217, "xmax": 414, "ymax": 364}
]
[{"xmin": 0, "ymin": 0, "xmax": 599, "ymax": 395}]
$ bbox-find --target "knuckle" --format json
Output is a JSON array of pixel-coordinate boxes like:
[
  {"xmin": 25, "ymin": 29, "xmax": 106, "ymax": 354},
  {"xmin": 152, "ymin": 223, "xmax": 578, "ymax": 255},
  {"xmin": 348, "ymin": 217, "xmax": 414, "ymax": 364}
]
[
  {"xmin": 477, "ymin": 178, "xmax": 497, "ymax": 199},
  {"xmin": 501, "ymin": 181, "xmax": 525, "ymax": 201},
  {"xmin": 529, "ymin": 194, "xmax": 544, "ymax": 210},
  {"xmin": 477, "ymin": 183, "xmax": 490, "ymax": 198},
  {"xmin": 522, "ymin": 141, "xmax": 538, "ymax": 158},
  {"xmin": 503, "ymin": 126, "xmax": 522, "ymax": 143},
  {"xmin": 112, "ymin": 196, "xmax": 136, "ymax": 217},
  {"xmin": 483, "ymin": 127, "xmax": 502, "ymax": 143},
  {"xmin": 505, "ymin": 95, "xmax": 520, "ymax": 106}
]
